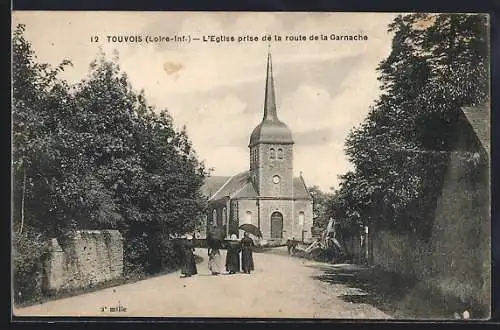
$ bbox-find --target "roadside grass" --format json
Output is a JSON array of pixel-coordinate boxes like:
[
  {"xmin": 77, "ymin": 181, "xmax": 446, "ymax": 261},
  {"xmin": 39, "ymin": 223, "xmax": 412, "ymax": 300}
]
[{"xmin": 310, "ymin": 261, "xmax": 488, "ymax": 320}]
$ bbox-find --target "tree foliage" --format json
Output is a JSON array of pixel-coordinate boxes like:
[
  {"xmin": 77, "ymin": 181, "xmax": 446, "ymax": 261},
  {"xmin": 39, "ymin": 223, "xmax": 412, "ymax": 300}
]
[
  {"xmin": 334, "ymin": 14, "xmax": 489, "ymax": 237},
  {"xmin": 12, "ymin": 23, "xmax": 208, "ymax": 293},
  {"xmin": 308, "ymin": 185, "xmax": 333, "ymax": 229}
]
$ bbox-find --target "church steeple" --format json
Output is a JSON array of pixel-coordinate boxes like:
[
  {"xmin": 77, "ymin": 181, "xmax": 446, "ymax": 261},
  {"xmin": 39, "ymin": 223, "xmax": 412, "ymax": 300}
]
[
  {"xmin": 264, "ymin": 49, "xmax": 278, "ymax": 121},
  {"xmin": 248, "ymin": 49, "xmax": 294, "ymax": 199},
  {"xmin": 248, "ymin": 49, "xmax": 293, "ymax": 148}
]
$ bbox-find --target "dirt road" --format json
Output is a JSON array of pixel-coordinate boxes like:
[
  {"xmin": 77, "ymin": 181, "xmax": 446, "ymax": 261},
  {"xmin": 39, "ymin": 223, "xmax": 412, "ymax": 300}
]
[{"xmin": 14, "ymin": 248, "xmax": 391, "ymax": 319}]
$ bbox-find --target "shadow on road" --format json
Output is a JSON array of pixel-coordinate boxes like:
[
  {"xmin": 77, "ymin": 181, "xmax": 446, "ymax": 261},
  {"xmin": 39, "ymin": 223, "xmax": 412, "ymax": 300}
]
[{"xmin": 307, "ymin": 263, "xmax": 467, "ymax": 320}]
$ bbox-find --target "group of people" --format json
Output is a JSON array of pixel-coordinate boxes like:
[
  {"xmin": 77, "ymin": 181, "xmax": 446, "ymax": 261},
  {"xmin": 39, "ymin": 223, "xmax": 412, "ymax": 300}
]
[
  {"xmin": 286, "ymin": 237, "xmax": 299, "ymax": 255},
  {"xmin": 180, "ymin": 232, "xmax": 255, "ymax": 278}
]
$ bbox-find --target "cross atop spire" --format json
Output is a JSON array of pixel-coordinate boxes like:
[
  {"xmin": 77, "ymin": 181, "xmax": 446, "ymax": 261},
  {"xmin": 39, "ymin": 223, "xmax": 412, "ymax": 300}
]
[{"xmin": 263, "ymin": 47, "xmax": 278, "ymax": 121}]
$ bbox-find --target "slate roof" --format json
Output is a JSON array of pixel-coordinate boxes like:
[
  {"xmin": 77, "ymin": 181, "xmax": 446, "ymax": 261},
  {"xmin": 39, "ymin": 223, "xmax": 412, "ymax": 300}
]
[
  {"xmin": 462, "ymin": 104, "xmax": 490, "ymax": 155},
  {"xmin": 209, "ymin": 171, "xmax": 252, "ymax": 201},
  {"xmin": 293, "ymin": 176, "xmax": 313, "ymax": 200},
  {"xmin": 232, "ymin": 181, "xmax": 259, "ymax": 199},
  {"xmin": 249, "ymin": 51, "xmax": 294, "ymax": 148},
  {"xmin": 201, "ymin": 171, "xmax": 312, "ymax": 201},
  {"xmin": 201, "ymin": 176, "xmax": 231, "ymax": 199}
]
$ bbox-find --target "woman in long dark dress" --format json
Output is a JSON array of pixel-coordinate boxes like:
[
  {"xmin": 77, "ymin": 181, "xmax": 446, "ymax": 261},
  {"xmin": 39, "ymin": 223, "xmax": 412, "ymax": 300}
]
[
  {"xmin": 225, "ymin": 234, "xmax": 241, "ymax": 274},
  {"xmin": 240, "ymin": 232, "xmax": 255, "ymax": 274},
  {"xmin": 181, "ymin": 235, "xmax": 197, "ymax": 277}
]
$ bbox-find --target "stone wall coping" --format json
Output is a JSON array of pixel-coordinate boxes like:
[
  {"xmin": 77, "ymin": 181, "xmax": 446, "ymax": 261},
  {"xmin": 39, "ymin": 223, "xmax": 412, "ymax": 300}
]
[{"xmin": 75, "ymin": 230, "xmax": 124, "ymax": 240}]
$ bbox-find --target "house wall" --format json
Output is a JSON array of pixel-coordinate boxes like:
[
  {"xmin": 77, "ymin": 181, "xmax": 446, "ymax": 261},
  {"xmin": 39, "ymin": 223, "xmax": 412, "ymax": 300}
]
[
  {"xmin": 371, "ymin": 151, "xmax": 490, "ymax": 315},
  {"xmin": 427, "ymin": 151, "xmax": 490, "ymax": 310}
]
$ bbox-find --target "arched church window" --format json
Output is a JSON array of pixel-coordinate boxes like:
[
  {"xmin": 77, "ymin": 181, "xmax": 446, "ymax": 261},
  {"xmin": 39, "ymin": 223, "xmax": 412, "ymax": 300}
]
[
  {"xmin": 222, "ymin": 207, "xmax": 227, "ymax": 225},
  {"xmin": 270, "ymin": 148, "xmax": 276, "ymax": 160},
  {"xmin": 298, "ymin": 211, "xmax": 305, "ymax": 227},
  {"xmin": 244, "ymin": 211, "xmax": 252, "ymax": 224},
  {"xmin": 278, "ymin": 148, "xmax": 283, "ymax": 159},
  {"xmin": 212, "ymin": 209, "xmax": 217, "ymax": 227}
]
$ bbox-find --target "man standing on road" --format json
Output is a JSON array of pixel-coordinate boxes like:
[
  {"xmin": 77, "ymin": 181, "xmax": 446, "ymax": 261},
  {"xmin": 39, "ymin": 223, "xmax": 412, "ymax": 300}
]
[{"xmin": 291, "ymin": 237, "xmax": 298, "ymax": 255}]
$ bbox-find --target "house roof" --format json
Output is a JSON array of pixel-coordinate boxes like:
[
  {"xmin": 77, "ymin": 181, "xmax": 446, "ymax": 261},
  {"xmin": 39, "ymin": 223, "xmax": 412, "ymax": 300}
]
[{"xmin": 462, "ymin": 104, "xmax": 490, "ymax": 155}]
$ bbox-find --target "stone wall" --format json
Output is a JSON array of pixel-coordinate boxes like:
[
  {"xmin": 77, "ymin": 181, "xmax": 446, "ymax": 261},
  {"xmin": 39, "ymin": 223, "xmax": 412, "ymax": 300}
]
[{"xmin": 44, "ymin": 230, "xmax": 124, "ymax": 292}]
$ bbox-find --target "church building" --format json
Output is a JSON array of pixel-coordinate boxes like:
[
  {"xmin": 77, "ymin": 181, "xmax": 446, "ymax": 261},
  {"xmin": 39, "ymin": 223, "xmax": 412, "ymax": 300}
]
[{"xmin": 201, "ymin": 51, "xmax": 314, "ymax": 245}]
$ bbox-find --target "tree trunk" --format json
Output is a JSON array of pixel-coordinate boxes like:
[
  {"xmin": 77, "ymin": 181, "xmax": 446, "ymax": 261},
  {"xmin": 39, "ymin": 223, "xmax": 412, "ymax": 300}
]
[{"xmin": 19, "ymin": 168, "xmax": 26, "ymax": 235}]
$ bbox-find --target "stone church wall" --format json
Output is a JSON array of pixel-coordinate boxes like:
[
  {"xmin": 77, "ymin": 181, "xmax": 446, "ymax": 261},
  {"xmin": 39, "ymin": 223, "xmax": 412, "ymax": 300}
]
[
  {"xmin": 235, "ymin": 199, "xmax": 313, "ymax": 244},
  {"xmin": 43, "ymin": 230, "xmax": 123, "ymax": 292},
  {"xmin": 259, "ymin": 199, "xmax": 295, "ymax": 244},
  {"xmin": 257, "ymin": 144, "xmax": 294, "ymax": 197},
  {"xmin": 293, "ymin": 199, "xmax": 314, "ymax": 243},
  {"xmin": 235, "ymin": 199, "xmax": 258, "ymax": 238}
]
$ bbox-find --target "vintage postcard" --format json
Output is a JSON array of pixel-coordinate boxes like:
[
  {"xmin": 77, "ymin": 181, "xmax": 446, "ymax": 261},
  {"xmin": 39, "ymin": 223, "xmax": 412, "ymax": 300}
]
[{"xmin": 11, "ymin": 11, "xmax": 491, "ymax": 320}]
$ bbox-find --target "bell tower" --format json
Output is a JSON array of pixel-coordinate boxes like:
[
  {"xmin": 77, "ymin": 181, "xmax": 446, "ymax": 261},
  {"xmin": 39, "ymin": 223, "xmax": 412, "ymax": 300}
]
[{"xmin": 249, "ymin": 50, "xmax": 294, "ymax": 198}]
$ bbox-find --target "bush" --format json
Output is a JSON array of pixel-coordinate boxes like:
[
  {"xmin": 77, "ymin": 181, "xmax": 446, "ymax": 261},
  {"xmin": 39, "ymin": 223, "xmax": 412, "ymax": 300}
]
[
  {"xmin": 123, "ymin": 233, "xmax": 186, "ymax": 276},
  {"xmin": 152, "ymin": 236, "xmax": 184, "ymax": 273},
  {"xmin": 123, "ymin": 235, "xmax": 150, "ymax": 278},
  {"xmin": 12, "ymin": 227, "xmax": 49, "ymax": 304}
]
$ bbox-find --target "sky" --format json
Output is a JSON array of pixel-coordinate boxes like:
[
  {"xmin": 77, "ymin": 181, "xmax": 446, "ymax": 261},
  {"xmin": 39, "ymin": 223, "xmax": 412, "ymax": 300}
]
[{"xmin": 12, "ymin": 11, "xmax": 398, "ymax": 192}]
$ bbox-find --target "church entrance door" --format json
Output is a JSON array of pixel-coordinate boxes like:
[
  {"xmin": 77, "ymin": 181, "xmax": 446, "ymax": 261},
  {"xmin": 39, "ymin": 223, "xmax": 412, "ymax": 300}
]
[{"xmin": 270, "ymin": 212, "xmax": 283, "ymax": 239}]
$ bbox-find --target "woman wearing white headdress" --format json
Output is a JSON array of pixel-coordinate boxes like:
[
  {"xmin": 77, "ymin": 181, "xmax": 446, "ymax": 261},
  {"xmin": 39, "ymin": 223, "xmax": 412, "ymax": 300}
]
[
  {"xmin": 207, "ymin": 233, "xmax": 223, "ymax": 275},
  {"xmin": 225, "ymin": 234, "xmax": 241, "ymax": 274}
]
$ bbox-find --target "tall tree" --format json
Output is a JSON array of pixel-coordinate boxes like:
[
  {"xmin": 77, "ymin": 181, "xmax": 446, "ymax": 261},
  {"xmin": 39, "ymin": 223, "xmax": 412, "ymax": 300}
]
[
  {"xmin": 12, "ymin": 24, "xmax": 209, "ymax": 281},
  {"xmin": 12, "ymin": 24, "xmax": 76, "ymax": 237},
  {"xmin": 337, "ymin": 14, "xmax": 488, "ymax": 237},
  {"xmin": 12, "ymin": 23, "xmax": 75, "ymax": 302},
  {"xmin": 71, "ymin": 51, "xmax": 208, "ymax": 272}
]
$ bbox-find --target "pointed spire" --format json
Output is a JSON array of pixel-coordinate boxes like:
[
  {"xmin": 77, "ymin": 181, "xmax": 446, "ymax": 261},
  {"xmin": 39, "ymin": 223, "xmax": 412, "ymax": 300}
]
[{"xmin": 263, "ymin": 47, "xmax": 278, "ymax": 121}]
